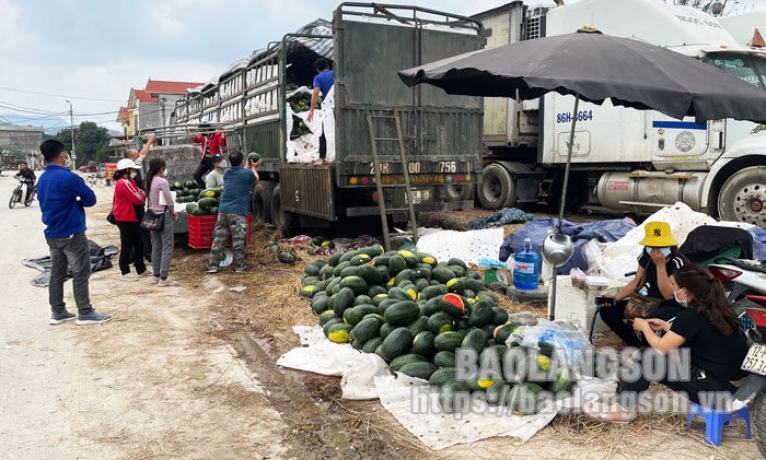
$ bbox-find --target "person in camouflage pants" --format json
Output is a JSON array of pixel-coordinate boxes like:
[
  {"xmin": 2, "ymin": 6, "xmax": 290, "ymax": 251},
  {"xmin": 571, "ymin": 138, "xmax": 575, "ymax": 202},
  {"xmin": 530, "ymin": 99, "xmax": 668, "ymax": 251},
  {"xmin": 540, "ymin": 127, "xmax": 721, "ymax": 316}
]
[
  {"xmin": 206, "ymin": 151, "xmax": 260, "ymax": 273},
  {"xmin": 209, "ymin": 214, "xmax": 249, "ymax": 269}
]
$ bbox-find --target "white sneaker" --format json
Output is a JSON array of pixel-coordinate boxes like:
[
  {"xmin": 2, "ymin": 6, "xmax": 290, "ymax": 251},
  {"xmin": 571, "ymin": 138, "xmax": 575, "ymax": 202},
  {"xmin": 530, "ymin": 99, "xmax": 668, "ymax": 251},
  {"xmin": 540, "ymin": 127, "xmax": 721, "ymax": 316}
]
[
  {"xmin": 121, "ymin": 273, "xmax": 140, "ymax": 282},
  {"xmin": 158, "ymin": 277, "xmax": 179, "ymax": 287}
]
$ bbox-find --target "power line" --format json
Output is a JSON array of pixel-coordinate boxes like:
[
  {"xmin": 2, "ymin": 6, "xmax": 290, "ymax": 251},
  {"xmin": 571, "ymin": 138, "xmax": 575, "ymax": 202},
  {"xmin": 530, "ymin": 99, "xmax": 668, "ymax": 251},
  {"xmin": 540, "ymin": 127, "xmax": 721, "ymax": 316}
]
[{"xmin": 0, "ymin": 86, "xmax": 125, "ymax": 103}]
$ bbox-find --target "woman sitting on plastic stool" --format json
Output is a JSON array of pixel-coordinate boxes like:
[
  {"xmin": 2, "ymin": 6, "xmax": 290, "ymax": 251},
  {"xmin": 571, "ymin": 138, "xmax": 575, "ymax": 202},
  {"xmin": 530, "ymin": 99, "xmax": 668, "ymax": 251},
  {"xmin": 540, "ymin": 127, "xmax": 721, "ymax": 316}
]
[
  {"xmin": 586, "ymin": 264, "xmax": 748, "ymax": 422},
  {"xmin": 599, "ymin": 222, "xmax": 689, "ymax": 347}
]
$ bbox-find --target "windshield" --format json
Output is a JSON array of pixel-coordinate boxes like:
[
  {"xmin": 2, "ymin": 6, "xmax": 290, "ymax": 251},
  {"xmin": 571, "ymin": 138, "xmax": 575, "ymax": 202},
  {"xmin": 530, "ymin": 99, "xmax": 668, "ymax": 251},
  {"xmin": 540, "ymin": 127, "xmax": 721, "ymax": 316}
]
[{"xmin": 702, "ymin": 52, "xmax": 766, "ymax": 90}]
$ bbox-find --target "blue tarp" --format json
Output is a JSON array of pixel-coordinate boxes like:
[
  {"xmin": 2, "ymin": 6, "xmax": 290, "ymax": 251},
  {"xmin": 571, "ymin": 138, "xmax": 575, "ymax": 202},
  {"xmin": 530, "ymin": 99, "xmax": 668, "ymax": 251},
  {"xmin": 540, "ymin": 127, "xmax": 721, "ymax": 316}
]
[{"xmin": 499, "ymin": 218, "xmax": 637, "ymax": 274}]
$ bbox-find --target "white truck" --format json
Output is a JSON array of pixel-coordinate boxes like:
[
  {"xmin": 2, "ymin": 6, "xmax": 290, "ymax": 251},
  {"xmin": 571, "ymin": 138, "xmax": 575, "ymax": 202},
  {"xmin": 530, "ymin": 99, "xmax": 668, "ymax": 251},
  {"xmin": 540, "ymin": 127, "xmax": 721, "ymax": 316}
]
[
  {"xmin": 720, "ymin": 11, "xmax": 766, "ymax": 46},
  {"xmin": 472, "ymin": 0, "xmax": 766, "ymax": 227}
]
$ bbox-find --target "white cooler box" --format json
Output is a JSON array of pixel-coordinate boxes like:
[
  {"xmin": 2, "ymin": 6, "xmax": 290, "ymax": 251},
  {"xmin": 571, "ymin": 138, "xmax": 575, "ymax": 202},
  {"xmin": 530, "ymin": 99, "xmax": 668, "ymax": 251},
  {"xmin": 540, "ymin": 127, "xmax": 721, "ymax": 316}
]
[{"xmin": 549, "ymin": 275, "xmax": 625, "ymax": 336}]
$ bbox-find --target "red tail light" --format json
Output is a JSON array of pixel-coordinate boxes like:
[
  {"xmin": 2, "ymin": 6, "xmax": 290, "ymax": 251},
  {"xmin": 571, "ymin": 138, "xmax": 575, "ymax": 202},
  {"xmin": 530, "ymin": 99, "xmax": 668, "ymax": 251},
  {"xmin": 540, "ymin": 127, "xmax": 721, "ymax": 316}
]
[
  {"xmin": 745, "ymin": 307, "xmax": 766, "ymax": 328},
  {"xmin": 708, "ymin": 265, "xmax": 743, "ymax": 282}
]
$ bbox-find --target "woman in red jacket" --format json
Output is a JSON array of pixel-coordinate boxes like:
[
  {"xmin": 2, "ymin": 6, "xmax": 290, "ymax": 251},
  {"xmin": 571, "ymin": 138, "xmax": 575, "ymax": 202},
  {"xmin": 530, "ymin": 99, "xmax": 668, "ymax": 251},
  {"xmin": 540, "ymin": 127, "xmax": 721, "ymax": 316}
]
[{"xmin": 113, "ymin": 159, "xmax": 148, "ymax": 281}]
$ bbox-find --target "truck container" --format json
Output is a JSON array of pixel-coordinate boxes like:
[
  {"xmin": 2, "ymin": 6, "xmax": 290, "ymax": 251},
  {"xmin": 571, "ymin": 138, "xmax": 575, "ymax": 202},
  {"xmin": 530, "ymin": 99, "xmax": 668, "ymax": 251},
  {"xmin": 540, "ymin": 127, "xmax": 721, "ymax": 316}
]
[{"xmin": 165, "ymin": 3, "xmax": 484, "ymax": 237}]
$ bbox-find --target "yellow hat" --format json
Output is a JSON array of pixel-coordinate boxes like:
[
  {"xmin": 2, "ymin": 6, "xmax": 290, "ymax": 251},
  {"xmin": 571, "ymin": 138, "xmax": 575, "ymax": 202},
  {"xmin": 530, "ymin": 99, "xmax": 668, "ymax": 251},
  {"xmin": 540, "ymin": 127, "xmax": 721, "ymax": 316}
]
[{"xmin": 639, "ymin": 221, "xmax": 678, "ymax": 247}]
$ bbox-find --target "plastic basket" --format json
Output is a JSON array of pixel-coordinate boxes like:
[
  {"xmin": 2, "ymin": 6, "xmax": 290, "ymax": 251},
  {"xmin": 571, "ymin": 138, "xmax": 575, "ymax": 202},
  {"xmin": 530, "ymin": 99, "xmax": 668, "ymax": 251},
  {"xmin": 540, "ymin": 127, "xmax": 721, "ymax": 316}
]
[{"xmin": 187, "ymin": 213, "xmax": 252, "ymax": 249}]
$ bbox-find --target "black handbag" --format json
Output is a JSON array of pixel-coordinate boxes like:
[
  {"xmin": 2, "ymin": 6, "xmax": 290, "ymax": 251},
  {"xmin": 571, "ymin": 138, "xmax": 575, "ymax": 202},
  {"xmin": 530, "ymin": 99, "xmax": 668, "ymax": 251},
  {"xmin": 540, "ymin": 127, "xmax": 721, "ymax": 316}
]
[
  {"xmin": 106, "ymin": 209, "xmax": 116, "ymax": 225},
  {"xmin": 140, "ymin": 209, "xmax": 165, "ymax": 231}
]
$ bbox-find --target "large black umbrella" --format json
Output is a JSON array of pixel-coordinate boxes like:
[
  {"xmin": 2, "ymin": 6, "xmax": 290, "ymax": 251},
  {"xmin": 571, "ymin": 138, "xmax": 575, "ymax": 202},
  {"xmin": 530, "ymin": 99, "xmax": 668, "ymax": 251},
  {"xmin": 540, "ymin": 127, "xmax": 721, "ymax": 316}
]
[{"xmin": 399, "ymin": 32, "xmax": 766, "ymax": 319}]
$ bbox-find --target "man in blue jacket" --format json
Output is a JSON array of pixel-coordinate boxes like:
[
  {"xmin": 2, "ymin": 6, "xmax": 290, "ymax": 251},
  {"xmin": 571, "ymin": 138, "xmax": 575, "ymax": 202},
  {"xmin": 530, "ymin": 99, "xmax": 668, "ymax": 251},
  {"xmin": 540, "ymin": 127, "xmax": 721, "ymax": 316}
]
[
  {"xmin": 206, "ymin": 151, "xmax": 259, "ymax": 273},
  {"xmin": 37, "ymin": 140, "xmax": 111, "ymax": 325}
]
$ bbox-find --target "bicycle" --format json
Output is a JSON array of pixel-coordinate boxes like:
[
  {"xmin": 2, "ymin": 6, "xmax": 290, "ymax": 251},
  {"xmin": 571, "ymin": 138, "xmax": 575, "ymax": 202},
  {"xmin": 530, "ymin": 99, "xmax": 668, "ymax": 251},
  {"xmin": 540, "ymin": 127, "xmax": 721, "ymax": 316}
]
[{"xmin": 86, "ymin": 174, "xmax": 106, "ymax": 188}]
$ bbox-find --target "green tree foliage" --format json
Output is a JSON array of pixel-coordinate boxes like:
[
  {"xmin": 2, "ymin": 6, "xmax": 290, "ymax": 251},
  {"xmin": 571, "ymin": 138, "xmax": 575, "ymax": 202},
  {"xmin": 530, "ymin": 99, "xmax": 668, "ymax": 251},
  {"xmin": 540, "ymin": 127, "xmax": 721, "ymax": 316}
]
[
  {"xmin": 52, "ymin": 129, "xmax": 74, "ymax": 153},
  {"xmin": 74, "ymin": 121, "xmax": 111, "ymax": 168}
]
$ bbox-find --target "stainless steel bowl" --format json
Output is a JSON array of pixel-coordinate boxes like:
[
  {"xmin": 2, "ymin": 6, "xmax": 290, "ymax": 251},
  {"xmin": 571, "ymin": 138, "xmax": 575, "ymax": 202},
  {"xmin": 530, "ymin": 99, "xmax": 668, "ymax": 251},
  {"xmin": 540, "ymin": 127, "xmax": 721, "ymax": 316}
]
[{"xmin": 542, "ymin": 230, "xmax": 574, "ymax": 267}]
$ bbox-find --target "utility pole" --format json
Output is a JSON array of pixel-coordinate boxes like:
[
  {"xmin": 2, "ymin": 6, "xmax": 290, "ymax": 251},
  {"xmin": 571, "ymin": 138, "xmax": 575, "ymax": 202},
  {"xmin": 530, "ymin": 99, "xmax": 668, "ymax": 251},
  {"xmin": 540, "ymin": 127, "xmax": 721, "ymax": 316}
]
[
  {"xmin": 65, "ymin": 99, "xmax": 76, "ymax": 167},
  {"xmin": 160, "ymin": 97, "xmax": 167, "ymax": 146}
]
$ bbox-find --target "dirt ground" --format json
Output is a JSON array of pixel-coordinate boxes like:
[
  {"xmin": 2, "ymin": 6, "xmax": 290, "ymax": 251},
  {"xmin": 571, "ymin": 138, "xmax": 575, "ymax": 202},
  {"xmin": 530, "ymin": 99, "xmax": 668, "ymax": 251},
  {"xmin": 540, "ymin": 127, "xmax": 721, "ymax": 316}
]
[{"xmin": 2, "ymin": 174, "xmax": 760, "ymax": 460}]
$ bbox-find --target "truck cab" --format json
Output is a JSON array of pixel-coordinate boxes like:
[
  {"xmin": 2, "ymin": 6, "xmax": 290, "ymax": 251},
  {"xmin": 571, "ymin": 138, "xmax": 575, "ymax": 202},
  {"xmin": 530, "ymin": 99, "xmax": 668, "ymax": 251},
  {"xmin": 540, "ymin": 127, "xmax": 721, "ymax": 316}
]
[{"xmin": 474, "ymin": 0, "xmax": 766, "ymax": 227}]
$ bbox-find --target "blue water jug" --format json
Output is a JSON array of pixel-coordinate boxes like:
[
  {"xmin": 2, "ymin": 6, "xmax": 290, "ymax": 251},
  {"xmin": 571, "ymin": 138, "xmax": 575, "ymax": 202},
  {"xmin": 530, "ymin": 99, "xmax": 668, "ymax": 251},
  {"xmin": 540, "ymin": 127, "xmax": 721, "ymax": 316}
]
[{"xmin": 513, "ymin": 238, "xmax": 540, "ymax": 291}]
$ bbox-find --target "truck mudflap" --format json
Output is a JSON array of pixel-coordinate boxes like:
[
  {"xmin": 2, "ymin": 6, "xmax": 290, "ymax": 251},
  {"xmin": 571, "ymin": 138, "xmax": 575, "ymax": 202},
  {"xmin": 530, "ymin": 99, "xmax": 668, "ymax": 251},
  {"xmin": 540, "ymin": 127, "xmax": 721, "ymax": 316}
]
[{"xmin": 279, "ymin": 165, "xmax": 337, "ymax": 221}]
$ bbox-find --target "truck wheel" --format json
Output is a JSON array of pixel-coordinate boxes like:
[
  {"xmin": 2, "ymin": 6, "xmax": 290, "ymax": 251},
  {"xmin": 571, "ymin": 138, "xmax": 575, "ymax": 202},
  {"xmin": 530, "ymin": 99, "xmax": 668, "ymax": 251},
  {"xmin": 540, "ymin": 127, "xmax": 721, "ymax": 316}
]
[
  {"xmin": 754, "ymin": 390, "xmax": 766, "ymax": 458},
  {"xmin": 477, "ymin": 163, "xmax": 515, "ymax": 210},
  {"xmin": 445, "ymin": 183, "xmax": 475, "ymax": 202},
  {"xmin": 718, "ymin": 166, "xmax": 766, "ymax": 225},
  {"xmin": 252, "ymin": 180, "xmax": 275, "ymax": 224},
  {"xmin": 270, "ymin": 184, "xmax": 299, "ymax": 237}
]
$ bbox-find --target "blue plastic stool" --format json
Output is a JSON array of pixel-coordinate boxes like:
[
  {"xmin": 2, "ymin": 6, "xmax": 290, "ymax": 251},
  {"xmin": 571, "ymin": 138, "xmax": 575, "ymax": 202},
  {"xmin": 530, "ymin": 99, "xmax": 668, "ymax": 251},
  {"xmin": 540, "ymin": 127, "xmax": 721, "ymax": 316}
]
[{"xmin": 686, "ymin": 401, "xmax": 752, "ymax": 446}]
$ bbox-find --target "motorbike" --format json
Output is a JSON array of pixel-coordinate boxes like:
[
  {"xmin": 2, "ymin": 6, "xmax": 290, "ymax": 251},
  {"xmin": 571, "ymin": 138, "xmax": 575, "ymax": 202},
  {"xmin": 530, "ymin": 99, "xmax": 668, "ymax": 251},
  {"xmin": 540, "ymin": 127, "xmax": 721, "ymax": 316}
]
[
  {"xmin": 9, "ymin": 177, "xmax": 36, "ymax": 209},
  {"xmin": 727, "ymin": 295, "xmax": 766, "ymax": 457},
  {"xmin": 708, "ymin": 258, "xmax": 766, "ymax": 456}
]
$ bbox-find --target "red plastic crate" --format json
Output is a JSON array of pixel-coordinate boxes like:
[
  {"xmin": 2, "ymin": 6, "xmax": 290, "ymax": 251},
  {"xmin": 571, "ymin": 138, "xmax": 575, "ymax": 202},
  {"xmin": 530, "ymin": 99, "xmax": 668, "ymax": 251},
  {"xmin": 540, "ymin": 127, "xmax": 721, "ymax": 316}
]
[{"xmin": 187, "ymin": 213, "xmax": 252, "ymax": 249}]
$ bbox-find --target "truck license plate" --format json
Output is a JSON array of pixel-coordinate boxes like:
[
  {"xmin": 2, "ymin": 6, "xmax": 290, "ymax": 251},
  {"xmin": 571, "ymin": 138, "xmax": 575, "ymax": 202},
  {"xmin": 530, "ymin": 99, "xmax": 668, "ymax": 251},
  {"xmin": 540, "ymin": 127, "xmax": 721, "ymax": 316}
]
[{"xmin": 741, "ymin": 344, "xmax": 766, "ymax": 375}]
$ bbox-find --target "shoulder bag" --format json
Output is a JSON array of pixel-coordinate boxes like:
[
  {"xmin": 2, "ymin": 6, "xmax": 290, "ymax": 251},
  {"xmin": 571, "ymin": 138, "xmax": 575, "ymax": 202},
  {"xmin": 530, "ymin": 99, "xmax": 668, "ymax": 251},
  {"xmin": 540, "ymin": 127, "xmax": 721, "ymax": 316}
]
[
  {"xmin": 624, "ymin": 293, "xmax": 662, "ymax": 319},
  {"xmin": 140, "ymin": 209, "xmax": 165, "ymax": 231}
]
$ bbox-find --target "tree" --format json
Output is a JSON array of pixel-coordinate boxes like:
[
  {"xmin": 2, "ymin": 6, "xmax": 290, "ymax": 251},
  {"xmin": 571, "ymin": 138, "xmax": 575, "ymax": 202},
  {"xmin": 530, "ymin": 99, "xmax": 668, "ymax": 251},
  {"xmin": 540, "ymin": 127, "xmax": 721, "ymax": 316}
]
[
  {"xmin": 74, "ymin": 121, "xmax": 111, "ymax": 168},
  {"xmin": 667, "ymin": 0, "xmax": 740, "ymax": 15},
  {"xmin": 52, "ymin": 129, "xmax": 74, "ymax": 154}
]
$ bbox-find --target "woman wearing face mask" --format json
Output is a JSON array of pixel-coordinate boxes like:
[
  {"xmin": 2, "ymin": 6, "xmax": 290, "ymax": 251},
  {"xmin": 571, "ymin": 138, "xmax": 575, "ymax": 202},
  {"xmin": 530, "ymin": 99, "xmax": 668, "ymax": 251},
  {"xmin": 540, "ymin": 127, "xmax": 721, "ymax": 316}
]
[
  {"xmin": 113, "ymin": 158, "xmax": 148, "ymax": 281},
  {"xmin": 145, "ymin": 158, "xmax": 178, "ymax": 286},
  {"xmin": 586, "ymin": 264, "xmax": 748, "ymax": 422},
  {"xmin": 599, "ymin": 222, "xmax": 690, "ymax": 347}
]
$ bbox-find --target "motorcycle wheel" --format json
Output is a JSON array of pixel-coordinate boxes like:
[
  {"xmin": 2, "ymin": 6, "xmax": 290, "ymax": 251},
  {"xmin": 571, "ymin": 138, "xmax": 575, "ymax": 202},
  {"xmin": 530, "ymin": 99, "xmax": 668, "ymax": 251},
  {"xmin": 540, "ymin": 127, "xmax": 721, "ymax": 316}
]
[
  {"xmin": 9, "ymin": 191, "xmax": 19, "ymax": 209},
  {"xmin": 754, "ymin": 390, "xmax": 766, "ymax": 458}
]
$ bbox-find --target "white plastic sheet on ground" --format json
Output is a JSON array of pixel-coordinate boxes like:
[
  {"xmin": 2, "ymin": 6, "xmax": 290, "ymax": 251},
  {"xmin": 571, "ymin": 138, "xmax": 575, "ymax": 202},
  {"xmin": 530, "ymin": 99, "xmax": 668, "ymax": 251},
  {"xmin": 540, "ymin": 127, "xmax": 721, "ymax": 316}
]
[
  {"xmin": 277, "ymin": 323, "xmax": 613, "ymax": 450},
  {"xmin": 416, "ymin": 227, "xmax": 504, "ymax": 266},
  {"xmin": 600, "ymin": 202, "xmax": 715, "ymax": 281},
  {"xmin": 276, "ymin": 326, "xmax": 390, "ymax": 400}
]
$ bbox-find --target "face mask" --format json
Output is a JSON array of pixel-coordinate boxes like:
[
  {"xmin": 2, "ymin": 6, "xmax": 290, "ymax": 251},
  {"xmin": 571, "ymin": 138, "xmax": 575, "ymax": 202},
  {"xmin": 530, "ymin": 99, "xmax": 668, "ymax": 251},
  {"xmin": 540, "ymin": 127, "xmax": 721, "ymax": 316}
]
[
  {"xmin": 673, "ymin": 288, "xmax": 688, "ymax": 308},
  {"xmin": 130, "ymin": 171, "xmax": 137, "ymax": 180},
  {"xmin": 162, "ymin": 169, "xmax": 168, "ymax": 177},
  {"xmin": 63, "ymin": 153, "xmax": 71, "ymax": 168},
  {"xmin": 645, "ymin": 247, "xmax": 671, "ymax": 257},
  {"xmin": 219, "ymin": 160, "xmax": 228, "ymax": 168}
]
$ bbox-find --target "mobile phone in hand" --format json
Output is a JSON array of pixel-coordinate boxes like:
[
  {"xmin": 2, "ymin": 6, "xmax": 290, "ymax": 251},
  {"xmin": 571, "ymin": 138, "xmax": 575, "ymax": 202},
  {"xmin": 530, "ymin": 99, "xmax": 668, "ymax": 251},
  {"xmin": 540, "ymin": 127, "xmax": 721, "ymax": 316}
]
[{"xmin": 594, "ymin": 296, "xmax": 613, "ymax": 306}]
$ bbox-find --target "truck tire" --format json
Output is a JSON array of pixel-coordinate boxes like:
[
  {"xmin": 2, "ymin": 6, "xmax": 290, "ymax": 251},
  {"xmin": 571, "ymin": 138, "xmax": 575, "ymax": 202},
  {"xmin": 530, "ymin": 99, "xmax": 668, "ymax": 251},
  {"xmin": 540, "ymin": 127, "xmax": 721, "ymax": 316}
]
[
  {"xmin": 754, "ymin": 389, "xmax": 766, "ymax": 458},
  {"xmin": 718, "ymin": 166, "xmax": 766, "ymax": 225},
  {"xmin": 477, "ymin": 163, "xmax": 515, "ymax": 210},
  {"xmin": 270, "ymin": 184, "xmax": 299, "ymax": 237},
  {"xmin": 444, "ymin": 183, "xmax": 475, "ymax": 202},
  {"xmin": 252, "ymin": 180, "xmax": 275, "ymax": 224}
]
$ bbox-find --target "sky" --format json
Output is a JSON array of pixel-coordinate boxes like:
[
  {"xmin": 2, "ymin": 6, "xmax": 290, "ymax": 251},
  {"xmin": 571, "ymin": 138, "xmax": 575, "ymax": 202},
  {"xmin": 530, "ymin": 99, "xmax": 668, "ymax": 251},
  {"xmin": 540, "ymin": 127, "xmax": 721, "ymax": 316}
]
[{"xmin": 2, "ymin": 0, "xmax": 766, "ymax": 135}]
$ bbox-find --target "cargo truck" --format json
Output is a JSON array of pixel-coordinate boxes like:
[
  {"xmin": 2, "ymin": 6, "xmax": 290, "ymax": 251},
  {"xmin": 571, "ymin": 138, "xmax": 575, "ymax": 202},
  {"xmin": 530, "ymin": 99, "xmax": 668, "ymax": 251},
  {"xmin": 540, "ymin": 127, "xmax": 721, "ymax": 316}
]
[
  {"xmin": 471, "ymin": 0, "xmax": 766, "ymax": 227},
  {"xmin": 165, "ymin": 3, "xmax": 484, "ymax": 239}
]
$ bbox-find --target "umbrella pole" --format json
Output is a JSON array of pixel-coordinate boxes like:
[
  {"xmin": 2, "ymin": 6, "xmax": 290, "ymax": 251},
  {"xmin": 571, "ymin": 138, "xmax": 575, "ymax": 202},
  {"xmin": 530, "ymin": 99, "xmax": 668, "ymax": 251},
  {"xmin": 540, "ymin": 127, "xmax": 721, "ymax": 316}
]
[{"xmin": 550, "ymin": 95, "xmax": 580, "ymax": 321}]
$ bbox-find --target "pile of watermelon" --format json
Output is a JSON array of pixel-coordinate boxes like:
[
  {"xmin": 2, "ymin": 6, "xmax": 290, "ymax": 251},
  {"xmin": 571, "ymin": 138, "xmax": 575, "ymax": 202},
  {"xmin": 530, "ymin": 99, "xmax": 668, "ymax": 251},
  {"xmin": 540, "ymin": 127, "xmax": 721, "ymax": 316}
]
[
  {"xmin": 169, "ymin": 179, "xmax": 222, "ymax": 216},
  {"xmin": 171, "ymin": 179, "xmax": 202, "ymax": 203},
  {"xmin": 298, "ymin": 245, "xmax": 576, "ymax": 415}
]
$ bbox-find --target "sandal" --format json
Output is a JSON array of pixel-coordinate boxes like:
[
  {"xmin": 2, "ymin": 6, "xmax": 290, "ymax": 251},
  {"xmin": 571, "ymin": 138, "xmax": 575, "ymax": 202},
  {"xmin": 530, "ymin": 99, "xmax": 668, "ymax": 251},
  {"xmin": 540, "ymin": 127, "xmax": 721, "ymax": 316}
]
[{"xmin": 582, "ymin": 400, "xmax": 633, "ymax": 424}]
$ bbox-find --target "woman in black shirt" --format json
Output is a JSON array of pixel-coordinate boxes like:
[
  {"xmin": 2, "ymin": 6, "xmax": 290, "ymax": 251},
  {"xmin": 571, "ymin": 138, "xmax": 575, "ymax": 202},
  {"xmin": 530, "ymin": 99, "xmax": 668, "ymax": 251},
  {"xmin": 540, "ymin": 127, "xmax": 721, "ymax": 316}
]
[
  {"xmin": 600, "ymin": 222, "xmax": 689, "ymax": 347},
  {"xmin": 587, "ymin": 264, "xmax": 748, "ymax": 422}
]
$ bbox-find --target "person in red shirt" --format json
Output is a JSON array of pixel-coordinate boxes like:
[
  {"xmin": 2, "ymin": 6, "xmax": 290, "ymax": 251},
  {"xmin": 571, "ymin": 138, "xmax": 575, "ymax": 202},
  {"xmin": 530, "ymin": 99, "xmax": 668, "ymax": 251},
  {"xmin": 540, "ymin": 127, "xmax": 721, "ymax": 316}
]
[
  {"xmin": 192, "ymin": 123, "xmax": 226, "ymax": 189},
  {"xmin": 113, "ymin": 159, "xmax": 148, "ymax": 281}
]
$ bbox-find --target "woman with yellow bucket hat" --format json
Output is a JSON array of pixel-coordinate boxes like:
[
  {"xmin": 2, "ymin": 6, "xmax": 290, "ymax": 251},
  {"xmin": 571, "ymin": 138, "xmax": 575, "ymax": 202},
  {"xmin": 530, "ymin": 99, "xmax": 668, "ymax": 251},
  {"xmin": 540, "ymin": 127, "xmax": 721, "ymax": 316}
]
[{"xmin": 599, "ymin": 222, "xmax": 690, "ymax": 347}]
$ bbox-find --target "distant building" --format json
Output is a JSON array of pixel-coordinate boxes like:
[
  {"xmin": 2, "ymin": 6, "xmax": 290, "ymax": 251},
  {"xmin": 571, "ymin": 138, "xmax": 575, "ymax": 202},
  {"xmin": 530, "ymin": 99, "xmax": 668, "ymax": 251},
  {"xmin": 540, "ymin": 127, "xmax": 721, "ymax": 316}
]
[
  {"xmin": 118, "ymin": 79, "xmax": 204, "ymax": 140},
  {"xmin": 0, "ymin": 124, "xmax": 44, "ymax": 167}
]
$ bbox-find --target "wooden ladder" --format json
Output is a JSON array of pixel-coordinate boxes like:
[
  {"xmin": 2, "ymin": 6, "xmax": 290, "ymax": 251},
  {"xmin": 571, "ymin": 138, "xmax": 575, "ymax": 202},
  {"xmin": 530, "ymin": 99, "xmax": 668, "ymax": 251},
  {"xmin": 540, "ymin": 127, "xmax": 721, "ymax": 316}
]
[{"xmin": 365, "ymin": 108, "xmax": 419, "ymax": 252}]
